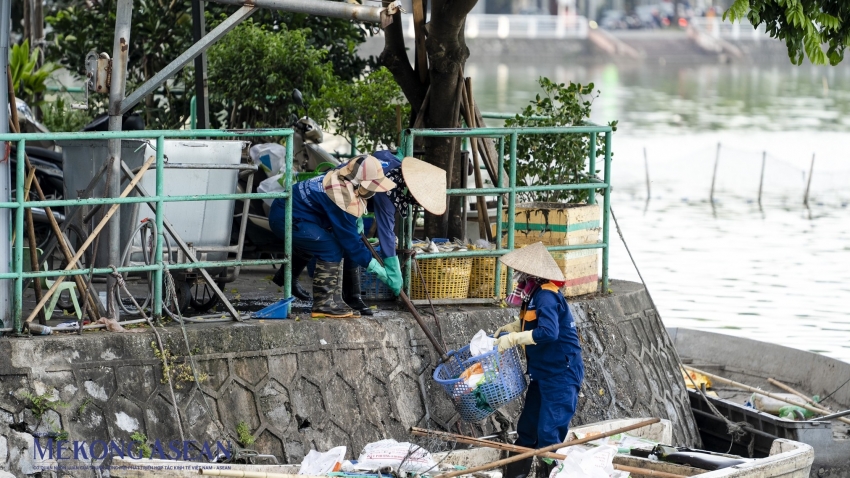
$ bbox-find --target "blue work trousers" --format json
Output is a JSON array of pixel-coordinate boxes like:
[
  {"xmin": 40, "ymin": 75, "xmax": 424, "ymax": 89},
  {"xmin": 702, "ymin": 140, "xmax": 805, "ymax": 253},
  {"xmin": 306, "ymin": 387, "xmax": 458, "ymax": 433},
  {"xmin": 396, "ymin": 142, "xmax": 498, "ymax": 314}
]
[
  {"xmin": 515, "ymin": 374, "xmax": 582, "ymax": 448},
  {"xmin": 269, "ymin": 206, "xmax": 344, "ymax": 263}
]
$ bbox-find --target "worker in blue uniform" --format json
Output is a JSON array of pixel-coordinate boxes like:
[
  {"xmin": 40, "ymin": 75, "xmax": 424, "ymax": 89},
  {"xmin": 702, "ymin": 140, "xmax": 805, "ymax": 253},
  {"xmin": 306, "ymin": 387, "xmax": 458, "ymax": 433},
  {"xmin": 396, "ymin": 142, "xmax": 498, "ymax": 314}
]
[
  {"xmin": 492, "ymin": 242, "xmax": 584, "ymax": 478},
  {"xmin": 268, "ymin": 155, "xmax": 398, "ymax": 318},
  {"xmin": 275, "ymin": 151, "xmax": 447, "ymax": 315}
]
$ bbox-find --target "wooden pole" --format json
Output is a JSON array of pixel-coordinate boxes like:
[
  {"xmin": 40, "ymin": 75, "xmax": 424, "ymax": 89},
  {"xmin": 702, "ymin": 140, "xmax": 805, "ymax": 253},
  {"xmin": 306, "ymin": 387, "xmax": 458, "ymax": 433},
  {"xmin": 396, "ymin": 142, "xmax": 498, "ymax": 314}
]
[
  {"xmin": 757, "ymin": 151, "xmax": 766, "ymax": 207},
  {"xmin": 683, "ymin": 366, "xmax": 850, "ymax": 426},
  {"xmin": 434, "ymin": 418, "xmax": 661, "ymax": 478},
  {"xmin": 803, "ymin": 153, "xmax": 814, "ymax": 207},
  {"xmin": 24, "ymin": 155, "xmax": 156, "ymax": 325},
  {"xmin": 709, "ymin": 142, "xmax": 720, "ymax": 203},
  {"xmin": 460, "ymin": 78, "xmax": 492, "ymax": 242},
  {"xmin": 410, "ymin": 427, "xmax": 686, "ymax": 478},
  {"xmin": 7, "ymin": 67, "xmax": 103, "ymax": 321}
]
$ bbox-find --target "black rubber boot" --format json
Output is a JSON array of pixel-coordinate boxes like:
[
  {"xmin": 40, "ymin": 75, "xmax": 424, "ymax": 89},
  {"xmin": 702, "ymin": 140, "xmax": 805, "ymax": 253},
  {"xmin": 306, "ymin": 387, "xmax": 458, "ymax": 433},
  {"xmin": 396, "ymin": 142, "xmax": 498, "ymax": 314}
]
[
  {"xmin": 311, "ymin": 261, "xmax": 355, "ymax": 318},
  {"xmin": 273, "ymin": 253, "xmax": 312, "ymax": 301},
  {"xmin": 503, "ymin": 453, "xmax": 533, "ymax": 478},
  {"xmin": 342, "ymin": 259, "xmax": 373, "ymax": 316}
]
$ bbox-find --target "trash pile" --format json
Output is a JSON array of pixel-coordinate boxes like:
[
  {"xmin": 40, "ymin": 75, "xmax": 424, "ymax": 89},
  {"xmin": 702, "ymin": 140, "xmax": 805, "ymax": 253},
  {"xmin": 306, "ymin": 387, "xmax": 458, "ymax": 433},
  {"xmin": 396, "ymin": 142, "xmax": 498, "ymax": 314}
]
[{"xmin": 297, "ymin": 440, "xmax": 448, "ymax": 477}]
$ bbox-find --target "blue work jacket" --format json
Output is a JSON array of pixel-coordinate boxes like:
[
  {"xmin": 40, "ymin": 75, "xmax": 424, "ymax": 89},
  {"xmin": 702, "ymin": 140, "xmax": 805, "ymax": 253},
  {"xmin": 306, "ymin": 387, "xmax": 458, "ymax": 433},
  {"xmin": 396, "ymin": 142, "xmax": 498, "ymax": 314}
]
[
  {"xmin": 277, "ymin": 175, "xmax": 373, "ymax": 268},
  {"xmin": 520, "ymin": 282, "xmax": 584, "ymax": 382}
]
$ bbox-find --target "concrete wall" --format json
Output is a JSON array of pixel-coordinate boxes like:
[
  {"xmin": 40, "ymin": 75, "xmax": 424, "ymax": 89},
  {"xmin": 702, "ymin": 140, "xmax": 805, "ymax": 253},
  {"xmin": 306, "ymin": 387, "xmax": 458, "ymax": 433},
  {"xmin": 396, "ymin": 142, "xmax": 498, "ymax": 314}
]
[{"xmin": 0, "ymin": 280, "xmax": 699, "ymax": 476}]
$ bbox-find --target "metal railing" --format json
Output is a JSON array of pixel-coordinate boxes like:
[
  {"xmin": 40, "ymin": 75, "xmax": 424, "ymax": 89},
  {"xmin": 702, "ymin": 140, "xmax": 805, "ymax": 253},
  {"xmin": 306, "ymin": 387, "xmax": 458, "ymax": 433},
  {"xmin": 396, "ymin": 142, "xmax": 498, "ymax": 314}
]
[
  {"xmin": 0, "ymin": 129, "xmax": 294, "ymax": 333},
  {"xmin": 689, "ymin": 17, "xmax": 768, "ymax": 41},
  {"xmin": 399, "ymin": 124, "xmax": 613, "ymax": 297},
  {"xmin": 405, "ymin": 14, "xmax": 589, "ymax": 39}
]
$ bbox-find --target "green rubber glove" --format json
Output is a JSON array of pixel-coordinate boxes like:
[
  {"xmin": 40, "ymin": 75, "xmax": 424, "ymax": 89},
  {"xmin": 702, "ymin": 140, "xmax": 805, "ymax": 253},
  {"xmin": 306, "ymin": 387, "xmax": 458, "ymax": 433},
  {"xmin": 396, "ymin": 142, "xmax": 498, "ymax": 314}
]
[
  {"xmin": 494, "ymin": 318, "xmax": 522, "ymax": 337},
  {"xmin": 367, "ymin": 258, "xmax": 389, "ymax": 285},
  {"xmin": 357, "ymin": 217, "xmax": 365, "ymax": 234},
  {"xmin": 383, "ymin": 256, "xmax": 403, "ymax": 295},
  {"xmin": 494, "ymin": 331, "xmax": 536, "ymax": 353}
]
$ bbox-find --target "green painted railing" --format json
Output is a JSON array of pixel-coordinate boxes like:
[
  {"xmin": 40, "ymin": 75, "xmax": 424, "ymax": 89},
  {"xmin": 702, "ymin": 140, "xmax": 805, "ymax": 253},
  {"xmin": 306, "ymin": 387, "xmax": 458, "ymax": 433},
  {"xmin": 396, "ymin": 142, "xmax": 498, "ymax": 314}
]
[
  {"xmin": 1, "ymin": 129, "xmax": 294, "ymax": 332},
  {"xmin": 399, "ymin": 124, "xmax": 613, "ymax": 298}
]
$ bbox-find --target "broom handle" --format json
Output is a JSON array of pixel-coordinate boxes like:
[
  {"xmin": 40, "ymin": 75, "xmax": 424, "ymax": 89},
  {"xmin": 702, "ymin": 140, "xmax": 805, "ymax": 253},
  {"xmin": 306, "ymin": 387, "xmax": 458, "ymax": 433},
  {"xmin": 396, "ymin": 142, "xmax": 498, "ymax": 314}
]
[{"xmin": 360, "ymin": 234, "xmax": 449, "ymax": 361}]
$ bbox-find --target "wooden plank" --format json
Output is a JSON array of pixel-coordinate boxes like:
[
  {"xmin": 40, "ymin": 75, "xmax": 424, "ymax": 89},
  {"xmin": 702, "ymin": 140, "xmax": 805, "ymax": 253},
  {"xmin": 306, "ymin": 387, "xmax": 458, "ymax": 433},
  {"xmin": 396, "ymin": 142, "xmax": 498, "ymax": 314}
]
[{"xmin": 413, "ymin": 0, "xmax": 427, "ymax": 84}]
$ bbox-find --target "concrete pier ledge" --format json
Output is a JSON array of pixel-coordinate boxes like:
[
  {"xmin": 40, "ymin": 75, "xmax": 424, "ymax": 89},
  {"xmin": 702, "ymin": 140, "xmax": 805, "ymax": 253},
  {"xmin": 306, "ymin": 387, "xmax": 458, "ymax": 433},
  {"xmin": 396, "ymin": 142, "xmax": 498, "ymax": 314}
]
[{"xmin": 0, "ymin": 280, "xmax": 699, "ymax": 475}]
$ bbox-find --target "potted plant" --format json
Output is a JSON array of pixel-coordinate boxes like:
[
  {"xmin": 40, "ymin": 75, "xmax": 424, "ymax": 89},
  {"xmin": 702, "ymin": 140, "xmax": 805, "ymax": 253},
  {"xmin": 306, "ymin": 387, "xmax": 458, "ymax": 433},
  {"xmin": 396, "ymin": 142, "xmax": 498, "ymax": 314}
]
[{"xmin": 500, "ymin": 78, "xmax": 616, "ymax": 297}]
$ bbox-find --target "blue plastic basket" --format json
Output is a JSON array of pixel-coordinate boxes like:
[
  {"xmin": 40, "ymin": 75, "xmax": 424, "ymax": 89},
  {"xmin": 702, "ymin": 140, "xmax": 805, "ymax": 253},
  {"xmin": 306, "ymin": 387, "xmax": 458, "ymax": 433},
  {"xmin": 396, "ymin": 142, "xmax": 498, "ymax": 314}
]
[
  {"xmin": 254, "ymin": 297, "xmax": 295, "ymax": 319},
  {"xmin": 433, "ymin": 343, "xmax": 528, "ymax": 422},
  {"xmin": 360, "ymin": 244, "xmax": 395, "ymax": 301}
]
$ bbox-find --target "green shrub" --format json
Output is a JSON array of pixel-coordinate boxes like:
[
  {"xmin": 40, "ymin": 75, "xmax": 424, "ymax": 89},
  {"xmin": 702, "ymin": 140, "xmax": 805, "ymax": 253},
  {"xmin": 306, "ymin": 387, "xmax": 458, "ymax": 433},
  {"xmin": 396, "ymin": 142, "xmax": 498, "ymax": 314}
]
[{"xmin": 505, "ymin": 77, "xmax": 616, "ymax": 204}]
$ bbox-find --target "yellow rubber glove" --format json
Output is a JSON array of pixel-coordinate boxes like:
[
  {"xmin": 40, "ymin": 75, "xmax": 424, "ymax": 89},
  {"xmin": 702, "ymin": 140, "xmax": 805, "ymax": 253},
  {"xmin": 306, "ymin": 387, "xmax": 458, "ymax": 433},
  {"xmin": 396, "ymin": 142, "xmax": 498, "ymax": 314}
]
[
  {"xmin": 494, "ymin": 331, "xmax": 536, "ymax": 353},
  {"xmin": 494, "ymin": 318, "xmax": 522, "ymax": 337}
]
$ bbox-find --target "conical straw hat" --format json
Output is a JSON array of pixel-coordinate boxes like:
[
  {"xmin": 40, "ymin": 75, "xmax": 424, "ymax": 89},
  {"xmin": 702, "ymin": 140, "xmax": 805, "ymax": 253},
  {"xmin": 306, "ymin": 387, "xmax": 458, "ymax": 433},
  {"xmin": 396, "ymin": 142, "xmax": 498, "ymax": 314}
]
[
  {"xmin": 499, "ymin": 242, "xmax": 565, "ymax": 281},
  {"xmin": 402, "ymin": 157, "xmax": 447, "ymax": 215}
]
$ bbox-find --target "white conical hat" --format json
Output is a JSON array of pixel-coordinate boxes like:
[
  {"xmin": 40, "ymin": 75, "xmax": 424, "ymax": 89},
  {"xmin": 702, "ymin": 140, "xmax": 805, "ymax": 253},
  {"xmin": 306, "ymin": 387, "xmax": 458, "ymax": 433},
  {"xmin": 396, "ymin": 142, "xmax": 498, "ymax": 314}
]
[
  {"xmin": 401, "ymin": 157, "xmax": 447, "ymax": 215},
  {"xmin": 499, "ymin": 242, "xmax": 565, "ymax": 281}
]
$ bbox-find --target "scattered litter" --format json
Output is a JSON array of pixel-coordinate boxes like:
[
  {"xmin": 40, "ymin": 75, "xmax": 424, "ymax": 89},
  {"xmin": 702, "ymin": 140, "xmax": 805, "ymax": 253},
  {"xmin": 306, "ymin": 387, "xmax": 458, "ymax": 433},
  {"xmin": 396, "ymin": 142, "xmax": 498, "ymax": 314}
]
[
  {"xmin": 354, "ymin": 439, "xmax": 437, "ymax": 473},
  {"xmin": 550, "ymin": 445, "xmax": 624, "ymax": 478},
  {"xmin": 682, "ymin": 369, "xmax": 712, "ymax": 390},
  {"xmin": 469, "ymin": 330, "xmax": 495, "ymax": 357},
  {"xmin": 748, "ymin": 392, "xmax": 808, "ymax": 415},
  {"xmin": 54, "ymin": 321, "xmax": 80, "ymax": 331},
  {"xmin": 320, "ymin": 339, "xmax": 328, "ymax": 345},
  {"xmin": 299, "ymin": 446, "xmax": 346, "ymax": 475}
]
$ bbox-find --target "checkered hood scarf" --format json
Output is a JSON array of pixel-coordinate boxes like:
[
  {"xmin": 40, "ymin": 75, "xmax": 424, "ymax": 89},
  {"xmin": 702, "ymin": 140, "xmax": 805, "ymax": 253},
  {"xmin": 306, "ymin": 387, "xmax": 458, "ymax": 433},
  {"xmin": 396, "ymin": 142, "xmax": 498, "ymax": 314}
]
[{"xmin": 323, "ymin": 159, "xmax": 368, "ymax": 217}]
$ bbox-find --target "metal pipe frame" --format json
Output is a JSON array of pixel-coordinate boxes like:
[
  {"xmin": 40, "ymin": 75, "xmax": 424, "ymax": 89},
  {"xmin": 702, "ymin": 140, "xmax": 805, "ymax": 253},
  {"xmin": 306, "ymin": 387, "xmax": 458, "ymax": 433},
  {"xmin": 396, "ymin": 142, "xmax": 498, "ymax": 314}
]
[
  {"xmin": 120, "ymin": 6, "xmax": 256, "ymax": 115},
  {"xmin": 0, "ymin": 129, "xmax": 293, "ymax": 329},
  {"xmin": 0, "ymin": 0, "xmax": 11, "ymax": 328},
  {"xmin": 205, "ymin": 0, "xmax": 385, "ymax": 24},
  {"xmin": 399, "ymin": 124, "xmax": 614, "ymax": 296}
]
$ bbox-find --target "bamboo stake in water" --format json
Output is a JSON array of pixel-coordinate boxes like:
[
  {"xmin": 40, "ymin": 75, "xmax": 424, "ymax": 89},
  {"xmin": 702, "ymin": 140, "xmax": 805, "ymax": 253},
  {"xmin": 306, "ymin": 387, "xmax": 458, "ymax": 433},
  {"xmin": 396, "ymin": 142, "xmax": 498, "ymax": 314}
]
[
  {"xmin": 24, "ymin": 155, "xmax": 156, "ymax": 325},
  {"xmin": 803, "ymin": 153, "xmax": 815, "ymax": 207},
  {"xmin": 757, "ymin": 151, "xmax": 766, "ymax": 207},
  {"xmin": 643, "ymin": 147, "xmax": 651, "ymax": 200},
  {"xmin": 709, "ymin": 142, "xmax": 720, "ymax": 203},
  {"xmin": 434, "ymin": 418, "xmax": 661, "ymax": 478}
]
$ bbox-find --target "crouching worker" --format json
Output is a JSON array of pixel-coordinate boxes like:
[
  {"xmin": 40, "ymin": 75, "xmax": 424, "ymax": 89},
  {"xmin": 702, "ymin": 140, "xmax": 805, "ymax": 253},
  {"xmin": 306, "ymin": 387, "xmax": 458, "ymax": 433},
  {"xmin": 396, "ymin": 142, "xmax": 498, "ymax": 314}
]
[
  {"xmin": 268, "ymin": 155, "xmax": 397, "ymax": 318},
  {"xmin": 274, "ymin": 152, "xmax": 448, "ymax": 316},
  {"xmin": 492, "ymin": 242, "xmax": 585, "ymax": 478}
]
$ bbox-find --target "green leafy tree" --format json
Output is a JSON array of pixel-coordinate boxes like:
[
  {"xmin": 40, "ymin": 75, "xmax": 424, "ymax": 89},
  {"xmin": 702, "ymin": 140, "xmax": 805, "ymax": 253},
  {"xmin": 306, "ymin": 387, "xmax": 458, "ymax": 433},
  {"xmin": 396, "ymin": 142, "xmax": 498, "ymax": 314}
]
[
  {"xmin": 206, "ymin": 19, "xmax": 334, "ymax": 129},
  {"xmin": 505, "ymin": 78, "xmax": 616, "ymax": 204},
  {"xmin": 41, "ymin": 96, "xmax": 94, "ymax": 132},
  {"xmin": 725, "ymin": 0, "xmax": 849, "ymax": 65},
  {"xmin": 10, "ymin": 40, "xmax": 58, "ymax": 107},
  {"xmin": 46, "ymin": 0, "xmax": 194, "ymax": 129},
  {"xmin": 314, "ymin": 67, "xmax": 409, "ymax": 152}
]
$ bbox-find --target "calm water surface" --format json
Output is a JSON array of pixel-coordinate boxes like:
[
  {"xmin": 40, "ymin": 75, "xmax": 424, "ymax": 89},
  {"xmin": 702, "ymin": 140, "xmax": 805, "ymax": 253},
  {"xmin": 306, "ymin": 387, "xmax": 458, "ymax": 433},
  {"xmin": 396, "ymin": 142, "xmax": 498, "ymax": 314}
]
[{"xmin": 468, "ymin": 59, "xmax": 850, "ymax": 363}]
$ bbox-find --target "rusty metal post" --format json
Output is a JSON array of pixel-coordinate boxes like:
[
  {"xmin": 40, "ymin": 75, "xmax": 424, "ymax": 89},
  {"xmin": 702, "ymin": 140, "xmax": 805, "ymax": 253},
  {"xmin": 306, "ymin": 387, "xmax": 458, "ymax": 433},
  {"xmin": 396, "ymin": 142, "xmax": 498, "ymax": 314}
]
[{"xmin": 106, "ymin": 0, "xmax": 134, "ymax": 320}]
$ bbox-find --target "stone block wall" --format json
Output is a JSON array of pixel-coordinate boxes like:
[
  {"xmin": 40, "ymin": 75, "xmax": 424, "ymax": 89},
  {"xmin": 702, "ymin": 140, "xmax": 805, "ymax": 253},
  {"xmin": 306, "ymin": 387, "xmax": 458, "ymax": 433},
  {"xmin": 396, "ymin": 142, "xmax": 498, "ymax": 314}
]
[{"xmin": 0, "ymin": 280, "xmax": 699, "ymax": 476}]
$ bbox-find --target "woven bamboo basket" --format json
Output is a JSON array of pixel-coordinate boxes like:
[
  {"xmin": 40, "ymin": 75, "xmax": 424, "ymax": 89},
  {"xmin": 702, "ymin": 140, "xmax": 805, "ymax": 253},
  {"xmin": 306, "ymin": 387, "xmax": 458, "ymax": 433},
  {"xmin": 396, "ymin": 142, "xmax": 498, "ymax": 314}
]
[
  {"xmin": 468, "ymin": 257, "xmax": 509, "ymax": 298},
  {"xmin": 411, "ymin": 257, "xmax": 473, "ymax": 299}
]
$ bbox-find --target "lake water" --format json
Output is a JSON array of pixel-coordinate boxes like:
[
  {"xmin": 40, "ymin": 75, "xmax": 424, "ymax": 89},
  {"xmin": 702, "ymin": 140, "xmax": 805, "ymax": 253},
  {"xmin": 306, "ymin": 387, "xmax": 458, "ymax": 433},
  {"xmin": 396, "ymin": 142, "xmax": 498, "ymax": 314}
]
[{"xmin": 468, "ymin": 59, "xmax": 850, "ymax": 364}]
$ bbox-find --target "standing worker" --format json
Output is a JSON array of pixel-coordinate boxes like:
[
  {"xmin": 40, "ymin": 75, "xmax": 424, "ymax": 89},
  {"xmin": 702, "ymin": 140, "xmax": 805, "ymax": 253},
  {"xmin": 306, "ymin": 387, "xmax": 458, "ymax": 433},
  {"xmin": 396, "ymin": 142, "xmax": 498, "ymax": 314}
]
[
  {"xmin": 492, "ymin": 242, "xmax": 584, "ymax": 478},
  {"xmin": 268, "ymin": 155, "xmax": 397, "ymax": 318},
  {"xmin": 274, "ymin": 151, "xmax": 447, "ymax": 316}
]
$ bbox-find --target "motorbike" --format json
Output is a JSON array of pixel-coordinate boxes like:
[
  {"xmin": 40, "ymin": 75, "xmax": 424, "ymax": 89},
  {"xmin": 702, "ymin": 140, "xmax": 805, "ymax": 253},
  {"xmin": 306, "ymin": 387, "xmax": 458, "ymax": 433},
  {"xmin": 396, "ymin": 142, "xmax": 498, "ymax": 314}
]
[{"xmin": 234, "ymin": 90, "xmax": 341, "ymax": 256}]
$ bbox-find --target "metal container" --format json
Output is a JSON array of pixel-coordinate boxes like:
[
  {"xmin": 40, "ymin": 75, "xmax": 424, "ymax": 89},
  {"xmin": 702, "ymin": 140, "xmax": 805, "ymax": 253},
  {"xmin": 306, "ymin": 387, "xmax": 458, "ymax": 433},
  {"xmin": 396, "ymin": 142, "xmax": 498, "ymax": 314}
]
[{"xmin": 60, "ymin": 140, "xmax": 244, "ymax": 268}]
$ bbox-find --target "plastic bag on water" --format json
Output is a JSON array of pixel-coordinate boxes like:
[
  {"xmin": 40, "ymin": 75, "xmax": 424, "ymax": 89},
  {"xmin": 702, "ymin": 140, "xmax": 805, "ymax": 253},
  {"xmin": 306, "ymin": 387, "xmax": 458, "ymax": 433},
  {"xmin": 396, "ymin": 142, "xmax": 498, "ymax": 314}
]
[
  {"xmin": 298, "ymin": 446, "xmax": 346, "ymax": 475},
  {"xmin": 354, "ymin": 439, "xmax": 437, "ymax": 473},
  {"xmin": 470, "ymin": 329, "xmax": 496, "ymax": 356},
  {"xmin": 549, "ymin": 445, "xmax": 621, "ymax": 478}
]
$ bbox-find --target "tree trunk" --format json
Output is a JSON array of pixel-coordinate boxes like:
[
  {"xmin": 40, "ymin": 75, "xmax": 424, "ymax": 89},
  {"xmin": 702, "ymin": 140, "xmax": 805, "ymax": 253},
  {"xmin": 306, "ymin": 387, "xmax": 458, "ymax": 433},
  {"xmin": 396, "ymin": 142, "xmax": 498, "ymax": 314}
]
[{"xmin": 380, "ymin": 0, "xmax": 476, "ymax": 239}]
